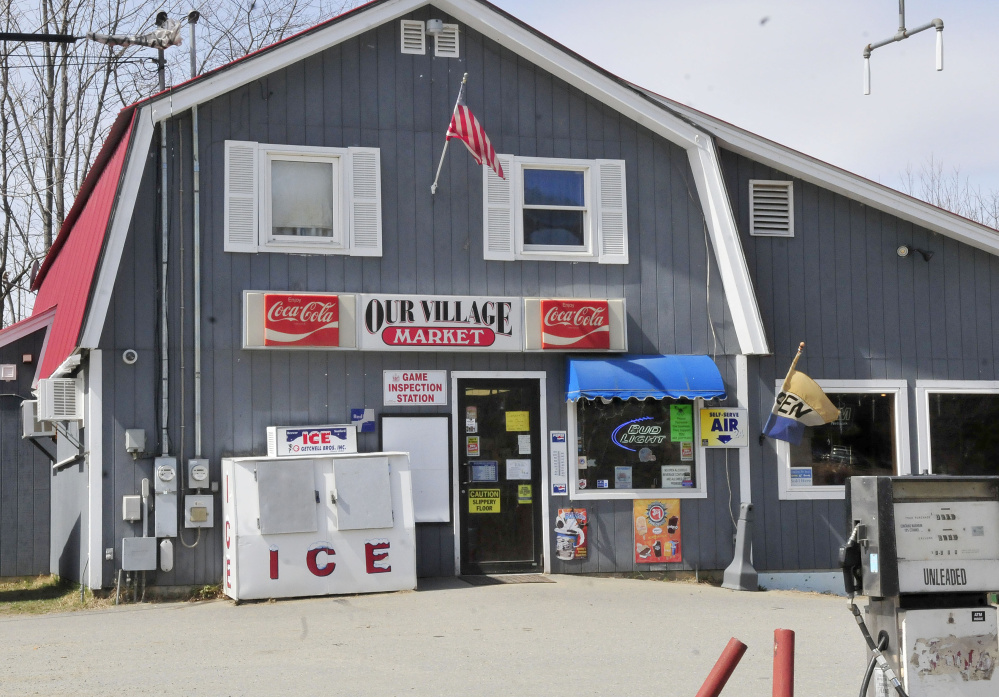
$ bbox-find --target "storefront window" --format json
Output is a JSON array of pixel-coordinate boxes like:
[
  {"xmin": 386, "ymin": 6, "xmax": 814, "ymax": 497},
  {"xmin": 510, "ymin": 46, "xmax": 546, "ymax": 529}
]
[
  {"xmin": 787, "ymin": 392, "xmax": 897, "ymax": 487},
  {"xmin": 928, "ymin": 393, "xmax": 999, "ymax": 475},
  {"xmin": 576, "ymin": 398, "xmax": 697, "ymax": 491}
]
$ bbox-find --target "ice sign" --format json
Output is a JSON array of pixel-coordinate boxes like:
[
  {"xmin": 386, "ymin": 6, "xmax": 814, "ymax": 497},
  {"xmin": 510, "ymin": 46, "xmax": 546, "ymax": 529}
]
[{"xmin": 266, "ymin": 424, "xmax": 358, "ymax": 457}]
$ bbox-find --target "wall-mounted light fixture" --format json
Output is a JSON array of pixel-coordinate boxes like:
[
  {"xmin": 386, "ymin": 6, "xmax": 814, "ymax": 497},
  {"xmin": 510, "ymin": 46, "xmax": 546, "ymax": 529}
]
[{"xmin": 897, "ymin": 245, "xmax": 934, "ymax": 261}]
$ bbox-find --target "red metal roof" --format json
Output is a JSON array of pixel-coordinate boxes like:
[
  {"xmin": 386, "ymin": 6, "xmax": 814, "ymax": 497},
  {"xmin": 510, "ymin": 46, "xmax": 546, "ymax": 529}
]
[{"xmin": 30, "ymin": 110, "xmax": 137, "ymax": 380}]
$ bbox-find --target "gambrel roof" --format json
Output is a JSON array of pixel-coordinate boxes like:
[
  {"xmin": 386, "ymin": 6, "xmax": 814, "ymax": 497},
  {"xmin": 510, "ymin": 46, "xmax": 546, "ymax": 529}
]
[{"xmin": 20, "ymin": 0, "xmax": 999, "ymax": 369}]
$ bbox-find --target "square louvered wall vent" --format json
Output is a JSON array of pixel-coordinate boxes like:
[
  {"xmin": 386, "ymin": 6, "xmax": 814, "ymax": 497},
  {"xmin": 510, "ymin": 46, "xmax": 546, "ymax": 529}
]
[
  {"xmin": 434, "ymin": 24, "xmax": 459, "ymax": 58},
  {"xmin": 400, "ymin": 20, "xmax": 425, "ymax": 55},
  {"xmin": 749, "ymin": 180, "xmax": 794, "ymax": 237}
]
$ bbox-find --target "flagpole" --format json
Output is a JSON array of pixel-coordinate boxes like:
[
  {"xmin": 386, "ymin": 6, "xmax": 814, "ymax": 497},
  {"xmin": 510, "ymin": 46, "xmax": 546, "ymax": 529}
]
[
  {"xmin": 430, "ymin": 72, "xmax": 468, "ymax": 196},
  {"xmin": 781, "ymin": 342, "xmax": 806, "ymax": 392}
]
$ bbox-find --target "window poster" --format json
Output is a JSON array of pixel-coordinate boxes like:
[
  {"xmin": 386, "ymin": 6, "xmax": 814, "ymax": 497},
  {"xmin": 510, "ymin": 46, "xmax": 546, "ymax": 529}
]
[
  {"xmin": 669, "ymin": 404, "xmax": 694, "ymax": 442},
  {"xmin": 634, "ymin": 499, "xmax": 681, "ymax": 564},
  {"xmin": 614, "ymin": 465, "xmax": 633, "ymax": 488},
  {"xmin": 555, "ymin": 509, "xmax": 588, "ymax": 561},
  {"xmin": 470, "ymin": 461, "xmax": 498, "ymax": 483},
  {"xmin": 661, "ymin": 465, "xmax": 692, "ymax": 488},
  {"xmin": 506, "ymin": 411, "xmax": 530, "ymax": 431},
  {"xmin": 790, "ymin": 467, "xmax": 813, "ymax": 487},
  {"xmin": 506, "ymin": 459, "xmax": 532, "ymax": 480}
]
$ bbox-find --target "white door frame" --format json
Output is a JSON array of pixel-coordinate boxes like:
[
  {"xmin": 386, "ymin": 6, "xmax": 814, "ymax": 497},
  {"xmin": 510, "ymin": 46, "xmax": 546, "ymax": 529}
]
[{"xmin": 450, "ymin": 371, "xmax": 550, "ymax": 576}]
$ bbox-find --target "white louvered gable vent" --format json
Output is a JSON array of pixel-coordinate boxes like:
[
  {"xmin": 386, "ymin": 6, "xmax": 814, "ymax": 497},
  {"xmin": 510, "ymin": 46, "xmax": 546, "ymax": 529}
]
[
  {"xmin": 400, "ymin": 20, "xmax": 425, "ymax": 55},
  {"xmin": 38, "ymin": 377, "xmax": 84, "ymax": 422},
  {"xmin": 749, "ymin": 180, "xmax": 794, "ymax": 237},
  {"xmin": 434, "ymin": 24, "xmax": 459, "ymax": 58}
]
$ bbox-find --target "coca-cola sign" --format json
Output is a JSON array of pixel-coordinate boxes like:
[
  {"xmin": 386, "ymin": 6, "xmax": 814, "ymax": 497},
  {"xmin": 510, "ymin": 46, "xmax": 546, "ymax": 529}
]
[
  {"xmin": 264, "ymin": 294, "xmax": 339, "ymax": 347},
  {"xmin": 540, "ymin": 299, "xmax": 610, "ymax": 349}
]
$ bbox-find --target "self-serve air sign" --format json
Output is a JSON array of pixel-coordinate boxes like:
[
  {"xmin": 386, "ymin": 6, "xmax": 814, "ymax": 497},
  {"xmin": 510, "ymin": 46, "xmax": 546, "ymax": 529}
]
[{"xmin": 699, "ymin": 408, "xmax": 748, "ymax": 447}]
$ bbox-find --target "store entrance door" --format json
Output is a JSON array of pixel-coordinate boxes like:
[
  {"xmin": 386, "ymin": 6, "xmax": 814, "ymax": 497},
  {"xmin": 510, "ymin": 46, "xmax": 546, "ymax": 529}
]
[{"xmin": 457, "ymin": 378, "xmax": 543, "ymax": 575}]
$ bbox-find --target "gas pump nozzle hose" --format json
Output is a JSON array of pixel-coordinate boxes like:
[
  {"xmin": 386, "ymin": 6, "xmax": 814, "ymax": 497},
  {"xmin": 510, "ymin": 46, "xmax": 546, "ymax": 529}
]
[{"xmin": 841, "ymin": 523, "xmax": 909, "ymax": 697}]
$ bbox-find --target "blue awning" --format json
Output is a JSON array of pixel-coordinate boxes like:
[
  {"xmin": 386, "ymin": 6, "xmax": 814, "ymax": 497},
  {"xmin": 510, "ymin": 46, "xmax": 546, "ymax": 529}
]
[{"xmin": 566, "ymin": 355, "xmax": 726, "ymax": 402}]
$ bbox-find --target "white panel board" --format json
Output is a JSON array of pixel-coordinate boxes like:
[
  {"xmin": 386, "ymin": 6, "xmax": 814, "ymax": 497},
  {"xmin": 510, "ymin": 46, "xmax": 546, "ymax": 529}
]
[{"xmin": 382, "ymin": 416, "xmax": 450, "ymax": 522}]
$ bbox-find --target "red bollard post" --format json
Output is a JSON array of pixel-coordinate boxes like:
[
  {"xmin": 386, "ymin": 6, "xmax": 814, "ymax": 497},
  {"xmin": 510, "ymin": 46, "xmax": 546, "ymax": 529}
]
[
  {"xmin": 695, "ymin": 637, "xmax": 748, "ymax": 697},
  {"xmin": 773, "ymin": 628, "xmax": 795, "ymax": 697}
]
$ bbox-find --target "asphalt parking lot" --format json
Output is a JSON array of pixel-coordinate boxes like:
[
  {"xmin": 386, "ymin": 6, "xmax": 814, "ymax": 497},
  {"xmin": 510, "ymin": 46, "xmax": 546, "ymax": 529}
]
[{"xmin": 0, "ymin": 574, "xmax": 864, "ymax": 696}]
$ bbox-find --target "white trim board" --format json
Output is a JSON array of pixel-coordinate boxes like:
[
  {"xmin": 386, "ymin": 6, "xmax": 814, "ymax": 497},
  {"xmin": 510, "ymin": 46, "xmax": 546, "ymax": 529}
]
[
  {"xmin": 648, "ymin": 92, "xmax": 999, "ymax": 258},
  {"xmin": 450, "ymin": 371, "xmax": 550, "ymax": 576},
  {"xmin": 80, "ymin": 107, "xmax": 155, "ymax": 349},
  {"xmin": 0, "ymin": 306, "xmax": 56, "ymax": 349},
  {"xmin": 914, "ymin": 380, "xmax": 999, "ymax": 476},
  {"xmin": 86, "ymin": 350, "xmax": 103, "ymax": 589}
]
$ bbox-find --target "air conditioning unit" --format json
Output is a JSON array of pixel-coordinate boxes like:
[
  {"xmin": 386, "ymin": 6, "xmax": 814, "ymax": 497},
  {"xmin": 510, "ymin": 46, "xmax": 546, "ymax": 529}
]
[
  {"xmin": 21, "ymin": 400, "xmax": 56, "ymax": 438},
  {"xmin": 37, "ymin": 377, "xmax": 84, "ymax": 422}
]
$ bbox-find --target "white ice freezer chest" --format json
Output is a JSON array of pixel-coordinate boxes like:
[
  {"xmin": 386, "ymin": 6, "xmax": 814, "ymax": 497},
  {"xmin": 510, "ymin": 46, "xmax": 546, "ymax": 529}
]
[{"xmin": 221, "ymin": 452, "xmax": 417, "ymax": 600}]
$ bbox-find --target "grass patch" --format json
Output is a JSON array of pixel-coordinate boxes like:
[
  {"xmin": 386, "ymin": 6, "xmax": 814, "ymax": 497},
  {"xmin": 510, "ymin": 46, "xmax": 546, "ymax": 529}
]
[{"xmin": 0, "ymin": 575, "xmax": 114, "ymax": 615}]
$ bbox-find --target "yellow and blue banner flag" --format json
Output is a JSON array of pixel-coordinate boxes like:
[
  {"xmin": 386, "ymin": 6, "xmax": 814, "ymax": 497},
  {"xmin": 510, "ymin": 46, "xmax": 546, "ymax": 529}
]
[{"xmin": 763, "ymin": 343, "xmax": 840, "ymax": 445}]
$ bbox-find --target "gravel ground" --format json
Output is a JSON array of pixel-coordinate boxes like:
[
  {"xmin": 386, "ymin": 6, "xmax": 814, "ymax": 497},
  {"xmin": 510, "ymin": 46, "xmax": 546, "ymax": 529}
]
[{"xmin": 0, "ymin": 574, "xmax": 865, "ymax": 696}]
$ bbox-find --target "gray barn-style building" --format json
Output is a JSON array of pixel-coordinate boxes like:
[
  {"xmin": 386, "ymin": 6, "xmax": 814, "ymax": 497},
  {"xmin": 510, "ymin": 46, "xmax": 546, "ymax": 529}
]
[{"xmin": 3, "ymin": 0, "xmax": 999, "ymax": 592}]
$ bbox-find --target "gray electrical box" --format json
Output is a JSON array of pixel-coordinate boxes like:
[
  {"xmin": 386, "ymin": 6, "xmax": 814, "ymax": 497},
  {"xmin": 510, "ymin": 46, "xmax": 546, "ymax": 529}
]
[
  {"xmin": 188, "ymin": 458, "xmax": 210, "ymax": 489},
  {"xmin": 184, "ymin": 494, "xmax": 214, "ymax": 528},
  {"xmin": 122, "ymin": 495, "xmax": 141, "ymax": 522},
  {"xmin": 121, "ymin": 537, "xmax": 157, "ymax": 571},
  {"xmin": 125, "ymin": 429, "xmax": 145, "ymax": 454},
  {"xmin": 154, "ymin": 456, "xmax": 178, "ymax": 537}
]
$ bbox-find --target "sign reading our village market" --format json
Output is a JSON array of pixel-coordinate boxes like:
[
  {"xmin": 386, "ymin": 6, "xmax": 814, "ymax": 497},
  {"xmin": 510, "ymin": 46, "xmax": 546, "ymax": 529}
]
[{"xmin": 359, "ymin": 294, "xmax": 522, "ymax": 352}]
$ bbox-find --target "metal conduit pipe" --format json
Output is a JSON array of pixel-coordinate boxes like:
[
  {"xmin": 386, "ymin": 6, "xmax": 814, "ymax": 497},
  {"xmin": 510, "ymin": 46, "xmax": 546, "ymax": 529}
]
[
  {"xmin": 160, "ymin": 119, "xmax": 170, "ymax": 456},
  {"xmin": 190, "ymin": 11, "xmax": 202, "ymax": 459},
  {"xmin": 862, "ymin": 0, "xmax": 943, "ymax": 95}
]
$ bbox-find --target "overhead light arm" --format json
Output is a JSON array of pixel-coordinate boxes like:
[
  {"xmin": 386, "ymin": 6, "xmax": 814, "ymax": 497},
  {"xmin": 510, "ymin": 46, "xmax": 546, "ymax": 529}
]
[{"xmin": 863, "ymin": 1, "xmax": 944, "ymax": 95}]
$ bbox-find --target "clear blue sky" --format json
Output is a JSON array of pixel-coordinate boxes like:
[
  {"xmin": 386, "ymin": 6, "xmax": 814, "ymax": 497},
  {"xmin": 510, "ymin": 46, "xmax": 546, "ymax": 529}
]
[{"xmin": 490, "ymin": 0, "xmax": 999, "ymax": 196}]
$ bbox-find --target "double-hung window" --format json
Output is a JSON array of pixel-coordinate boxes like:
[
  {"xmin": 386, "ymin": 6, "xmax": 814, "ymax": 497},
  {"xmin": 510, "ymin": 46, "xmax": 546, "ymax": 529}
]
[
  {"xmin": 775, "ymin": 380, "xmax": 909, "ymax": 500},
  {"xmin": 224, "ymin": 141, "xmax": 382, "ymax": 256},
  {"xmin": 484, "ymin": 155, "xmax": 628, "ymax": 264}
]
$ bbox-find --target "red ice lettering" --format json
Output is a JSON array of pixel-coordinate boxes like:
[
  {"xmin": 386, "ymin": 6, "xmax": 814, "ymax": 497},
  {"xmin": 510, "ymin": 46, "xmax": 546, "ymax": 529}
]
[
  {"xmin": 365, "ymin": 541, "xmax": 392, "ymax": 574},
  {"xmin": 306, "ymin": 545, "xmax": 336, "ymax": 576}
]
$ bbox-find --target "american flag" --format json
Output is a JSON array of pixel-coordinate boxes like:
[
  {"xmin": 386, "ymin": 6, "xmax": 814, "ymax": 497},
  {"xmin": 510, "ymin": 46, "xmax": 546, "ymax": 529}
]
[{"xmin": 446, "ymin": 83, "xmax": 504, "ymax": 179}]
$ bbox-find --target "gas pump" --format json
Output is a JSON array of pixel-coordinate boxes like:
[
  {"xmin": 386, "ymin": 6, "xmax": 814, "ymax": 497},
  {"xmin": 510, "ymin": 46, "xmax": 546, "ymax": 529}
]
[{"xmin": 841, "ymin": 476, "xmax": 999, "ymax": 697}]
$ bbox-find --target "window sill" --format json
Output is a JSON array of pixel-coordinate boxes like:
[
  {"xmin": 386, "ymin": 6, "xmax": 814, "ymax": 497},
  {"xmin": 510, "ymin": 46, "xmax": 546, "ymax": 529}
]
[
  {"xmin": 571, "ymin": 488, "xmax": 707, "ymax": 501},
  {"xmin": 777, "ymin": 486, "xmax": 846, "ymax": 501},
  {"xmin": 515, "ymin": 249, "xmax": 598, "ymax": 263}
]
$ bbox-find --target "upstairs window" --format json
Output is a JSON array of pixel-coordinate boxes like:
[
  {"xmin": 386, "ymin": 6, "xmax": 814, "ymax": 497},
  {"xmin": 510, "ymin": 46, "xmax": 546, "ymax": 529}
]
[
  {"xmin": 224, "ymin": 141, "xmax": 381, "ymax": 257},
  {"xmin": 522, "ymin": 168, "xmax": 587, "ymax": 249},
  {"xmin": 484, "ymin": 155, "xmax": 628, "ymax": 264}
]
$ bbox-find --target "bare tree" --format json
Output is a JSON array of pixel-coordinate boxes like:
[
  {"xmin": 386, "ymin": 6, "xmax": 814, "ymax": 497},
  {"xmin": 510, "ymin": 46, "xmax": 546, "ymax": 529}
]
[
  {"xmin": 900, "ymin": 155, "xmax": 999, "ymax": 231},
  {"xmin": 0, "ymin": 0, "xmax": 360, "ymax": 328}
]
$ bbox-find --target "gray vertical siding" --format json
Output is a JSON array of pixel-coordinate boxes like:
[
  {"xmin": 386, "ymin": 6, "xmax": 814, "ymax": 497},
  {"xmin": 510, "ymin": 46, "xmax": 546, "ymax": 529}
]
[
  {"xmin": 722, "ymin": 147, "xmax": 999, "ymax": 571},
  {"xmin": 0, "ymin": 329, "xmax": 50, "ymax": 577}
]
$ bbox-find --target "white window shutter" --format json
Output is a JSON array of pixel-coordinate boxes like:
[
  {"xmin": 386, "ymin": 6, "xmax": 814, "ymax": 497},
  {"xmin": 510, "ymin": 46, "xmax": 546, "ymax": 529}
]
[
  {"xmin": 483, "ymin": 155, "xmax": 515, "ymax": 261},
  {"xmin": 596, "ymin": 159, "xmax": 628, "ymax": 264},
  {"xmin": 348, "ymin": 147, "xmax": 382, "ymax": 257},
  {"xmin": 224, "ymin": 140, "xmax": 259, "ymax": 253}
]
